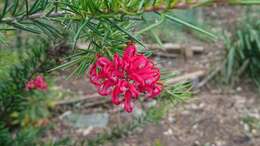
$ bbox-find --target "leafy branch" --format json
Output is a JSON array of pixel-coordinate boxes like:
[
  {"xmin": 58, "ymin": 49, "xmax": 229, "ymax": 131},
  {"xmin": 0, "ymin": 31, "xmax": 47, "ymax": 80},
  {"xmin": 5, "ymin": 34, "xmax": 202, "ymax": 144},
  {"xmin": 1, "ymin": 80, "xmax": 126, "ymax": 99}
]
[{"xmin": 0, "ymin": 0, "xmax": 259, "ymax": 76}]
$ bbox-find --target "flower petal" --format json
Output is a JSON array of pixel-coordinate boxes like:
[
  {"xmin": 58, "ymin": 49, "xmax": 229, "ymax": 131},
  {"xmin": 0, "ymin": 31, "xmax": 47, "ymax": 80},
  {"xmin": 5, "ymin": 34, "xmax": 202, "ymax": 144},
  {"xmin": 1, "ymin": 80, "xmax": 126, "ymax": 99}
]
[
  {"xmin": 97, "ymin": 80, "xmax": 114, "ymax": 96},
  {"xmin": 33, "ymin": 75, "xmax": 48, "ymax": 90},
  {"xmin": 113, "ymin": 53, "xmax": 121, "ymax": 70},
  {"xmin": 147, "ymin": 83, "xmax": 162, "ymax": 98},
  {"xmin": 96, "ymin": 57, "xmax": 112, "ymax": 68},
  {"xmin": 123, "ymin": 43, "xmax": 136, "ymax": 59},
  {"xmin": 129, "ymin": 84, "xmax": 139, "ymax": 99},
  {"xmin": 124, "ymin": 91, "xmax": 133, "ymax": 113},
  {"xmin": 112, "ymin": 85, "xmax": 122, "ymax": 105},
  {"xmin": 89, "ymin": 64, "xmax": 101, "ymax": 86}
]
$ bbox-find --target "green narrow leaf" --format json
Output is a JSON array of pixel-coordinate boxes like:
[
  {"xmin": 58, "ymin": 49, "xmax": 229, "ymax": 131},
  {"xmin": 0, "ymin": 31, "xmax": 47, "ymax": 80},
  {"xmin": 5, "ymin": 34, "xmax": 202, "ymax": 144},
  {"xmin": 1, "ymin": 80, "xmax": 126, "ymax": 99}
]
[
  {"xmin": 29, "ymin": 0, "xmax": 42, "ymax": 14},
  {"xmin": 136, "ymin": 14, "xmax": 165, "ymax": 35},
  {"xmin": 73, "ymin": 18, "xmax": 89, "ymax": 50},
  {"xmin": 12, "ymin": 0, "xmax": 19, "ymax": 16},
  {"xmin": 105, "ymin": 18, "xmax": 145, "ymax": 47},
  {"xmin": 24, "ymin": 0, "xmax": 29, "ymax": 16},
  {"xmin": 227, "ymin": 47, "xmax": 236, "ymax": 81},
  {"xmin": 1, "ymin": 0, "xmax": 9, "ymax": 20},
  {"xmin": 84, "ymin": 21, "xmax": 104, "ymax": 38},
  {"xmin": 48, "ymin": 57, "xmax": 81, "ymax": 72},
  {"xmin": 33, "ymin": 20, "xmax": 61, "ymax": 38},
  {"xmin": 229, "ymin": 0, "xmax": 260, "ymax": 5},
  {"xmin": 245, "ymin": 34, "xmax": 252, "ymax": 51},
  {"xmin": 151, "ymin": 30, "xmax": 163, "ymax": 47},
  {"xmin": 161, "ymin": 13, "xmax": 217, "ymax": 40},
  {"xmin": 138, "ymin": 0, "xmax": 145, "ymax": 11},
  {"xmin": 10, "ymin": 22, "xmax": 41, "ymax": 34}
]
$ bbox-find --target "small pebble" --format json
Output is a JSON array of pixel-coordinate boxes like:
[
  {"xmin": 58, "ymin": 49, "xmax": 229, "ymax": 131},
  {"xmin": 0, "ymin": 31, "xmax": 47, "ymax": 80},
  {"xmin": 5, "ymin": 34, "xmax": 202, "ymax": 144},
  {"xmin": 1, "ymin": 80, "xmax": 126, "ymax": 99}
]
[
  {"xmin": 168, "ymin": 116, "xmax": 176, "ymax": 123},
  {"xmin": 163, "ymin": 129, "xmax": 173, "ymax": 136},
  {"xmin": 244, "ymin": 124, "xmax": 250, "ymax": 132},
  {"xmin": 193, "ymin": 140, "xmax": 200, "ymax": 146},
  {"xmin": 236, "ymin": 86, "xmax": 242, "ymax": 92},
  {"xmin": 192, "ymin": 124, "xmax": 198, "ymax": 129},
  {"xmin": 252, "ymin": 129, "xmax": 257, "ymax": 135}
]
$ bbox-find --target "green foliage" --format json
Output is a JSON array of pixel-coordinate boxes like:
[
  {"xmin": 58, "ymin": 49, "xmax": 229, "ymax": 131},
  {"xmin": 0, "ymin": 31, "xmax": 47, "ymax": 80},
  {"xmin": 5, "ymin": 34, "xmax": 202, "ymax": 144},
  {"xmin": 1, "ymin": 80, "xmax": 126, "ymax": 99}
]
[
  {"xmin": 242, "ymin": 116, "xmax": 260, "ymax": 131},
  {"xmin": 164, "ymin": 81, "xmax": 192, "ymax": 103},
  {"xmin": 0, "ymin": 122, "xmax": 12, "ymax": 146},
  {"xmin": 0, "ymin": 1, "xmax": 258, "ymax": 77},
  {"xmin": 0, "ymin": 40, "xmax": 50, "ymax": 124},
  {"xmin": 2, "ymin": 0, "xmax": 256, "ymax": 78},
  {"xmin": 11, "ymin": 90, "xmax": 52, "ymax": 127},
  {"xmin": 146, "ymin": 105, "xmax": 166, "ymax": 123},
  {"xmin": 12, "ymin": 126, "xmax": 41, "ymax": 146},
  {"xmin": 154, "ymin": 139, "xmax": 164, "ymax": 146},
  {"xmin": 138, "ymin": 10, "xmax": 208, "ymax": 43},
  {"xmin": 222, "ymin": 18, "xmax": 260, "ymax": 86},
  {"xmin": 0, "ymin": 0, "xmax": 61, "ymax": 38},
  {"xmin": 0, "ymin": 50, "xmax": 20, "ymax": 80},
  {"xmin": 0, "ymin": 40, "xmax": 62, "ymax": 146},
  {"xmin": 0, "ymin": 36, "xmax": 73, "ymax": 146},
  {"xmin": 43, "ymin": 0, "xmax": 219, "ymax": 77},
  {"xmin": 0, "ymin": 121, "xmax": 43, "ymax": 146},
  {"xmin": 0, "ymin": 78, "xmax": 72, "ymax": 146}
]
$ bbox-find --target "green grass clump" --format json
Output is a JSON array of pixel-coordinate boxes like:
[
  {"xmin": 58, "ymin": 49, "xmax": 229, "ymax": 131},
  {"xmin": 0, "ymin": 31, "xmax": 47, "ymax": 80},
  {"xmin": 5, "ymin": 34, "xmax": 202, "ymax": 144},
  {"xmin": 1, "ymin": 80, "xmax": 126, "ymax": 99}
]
[
  {"xmin": 222, "ymin": 18, "xmax": 260, "ymax": 87},
  {"xmin": 242, "ymin": 116, "xmax": 260, "ymax": 133}
]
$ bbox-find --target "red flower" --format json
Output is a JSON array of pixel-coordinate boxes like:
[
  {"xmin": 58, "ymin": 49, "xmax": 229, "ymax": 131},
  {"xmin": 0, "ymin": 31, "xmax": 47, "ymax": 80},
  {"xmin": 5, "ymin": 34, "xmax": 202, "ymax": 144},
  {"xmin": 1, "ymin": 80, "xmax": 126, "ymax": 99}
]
[
  {"xmin": 89, "ymin": 43, "xmax": 162, "ymax": 112},
  {"xmin": 26, "ymin": 75, "xmax": 48, "ymax": 91},
  {"xmin": 33, "ymin": 75, "xmax": 48, "ymax": 90},
  {"xmin": 25, "ymin": 80, "xmax": 35, "ymax": 90}
]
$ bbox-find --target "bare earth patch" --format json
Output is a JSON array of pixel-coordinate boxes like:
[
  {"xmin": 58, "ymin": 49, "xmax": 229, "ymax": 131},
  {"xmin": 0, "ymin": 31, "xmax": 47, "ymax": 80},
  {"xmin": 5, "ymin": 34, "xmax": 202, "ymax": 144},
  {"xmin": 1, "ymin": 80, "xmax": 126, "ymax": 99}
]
[{"xmin": 112, "ymin": 88, "xmax": 260, "ymax": 146}]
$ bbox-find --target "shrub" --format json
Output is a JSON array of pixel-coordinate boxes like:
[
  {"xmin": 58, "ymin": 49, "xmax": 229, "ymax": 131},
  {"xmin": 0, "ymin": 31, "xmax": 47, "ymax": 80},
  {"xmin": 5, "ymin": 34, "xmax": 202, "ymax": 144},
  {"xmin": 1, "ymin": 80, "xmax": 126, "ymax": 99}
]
[
  {"xmin": 0, "ymin": 40, "xmax": 49, "ymax": 124},
  {"xmin": 0, "ymin": 40, "xmax": 57, "ymax": 146}
]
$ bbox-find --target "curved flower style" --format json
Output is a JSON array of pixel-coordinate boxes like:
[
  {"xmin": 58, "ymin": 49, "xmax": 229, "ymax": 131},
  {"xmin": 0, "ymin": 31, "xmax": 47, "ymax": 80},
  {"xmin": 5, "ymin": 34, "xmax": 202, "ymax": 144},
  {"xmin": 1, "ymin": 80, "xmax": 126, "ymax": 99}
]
[
  {"xmin": 26, "ymin": 75, "xmax": 48, "ymax": 91},
  {"xmin": 89, "ymin": 43, "xmax": 162, "ymax": 112}
]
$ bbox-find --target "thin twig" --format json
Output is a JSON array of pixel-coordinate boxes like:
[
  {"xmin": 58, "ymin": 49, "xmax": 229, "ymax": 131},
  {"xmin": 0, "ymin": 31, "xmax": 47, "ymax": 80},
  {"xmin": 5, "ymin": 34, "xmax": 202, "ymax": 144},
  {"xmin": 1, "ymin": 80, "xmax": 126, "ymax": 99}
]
[
  {"xmin": 165, "ymin": 70, "xmax": 206, "ymax": 85},
  {"xmin": 54, "ymin": 93, "xmax": 101, "ymax": 106},
  {"xmin": 1, "ymin": 0, "xmax": 257, "ymax": 23},
  {"xmin": 152, "ymin": 52, "xmax": 178, "ymax": 58},
  {"xmin": 83, "ymin": 99, "xmax": 111, "ymax": 108},
  {"xmin": 197, "ymin": 64, "xmax": 224, "ymax": 88},
  {"xmin": 1, "ymin": 12, "xmax": 65, "ymax": 23},
  {"xmin": 147, "ymin": 43, "xmax": 204, "ymax": 53}
]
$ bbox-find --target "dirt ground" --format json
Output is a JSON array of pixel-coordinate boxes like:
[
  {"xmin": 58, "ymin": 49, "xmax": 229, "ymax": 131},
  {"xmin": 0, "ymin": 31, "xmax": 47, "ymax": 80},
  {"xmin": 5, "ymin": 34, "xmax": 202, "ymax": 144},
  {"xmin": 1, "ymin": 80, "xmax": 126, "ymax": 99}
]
[{"xmin": 109, "ymin": 87, "xmax": 260, "ymax": 146}]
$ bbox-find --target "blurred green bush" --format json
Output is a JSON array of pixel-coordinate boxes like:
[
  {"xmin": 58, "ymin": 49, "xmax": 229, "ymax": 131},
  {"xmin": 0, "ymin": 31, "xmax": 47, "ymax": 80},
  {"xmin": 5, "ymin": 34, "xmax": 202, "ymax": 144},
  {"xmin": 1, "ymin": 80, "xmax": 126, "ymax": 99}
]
[
  {"xmin": 222, "ymin": 18, "xmax": 260, "ymax": 87},
  {"xmin": 0, "ymin": 40, "xmax": 53, "ymax": 146}
]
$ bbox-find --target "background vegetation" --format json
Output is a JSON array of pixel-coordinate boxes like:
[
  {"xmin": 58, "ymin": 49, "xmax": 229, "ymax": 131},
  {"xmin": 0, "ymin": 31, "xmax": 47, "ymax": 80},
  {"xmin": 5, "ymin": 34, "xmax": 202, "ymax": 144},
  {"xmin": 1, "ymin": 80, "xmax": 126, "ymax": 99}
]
[{"xmin": 0, "ymin": 1, "xmax": 259, "ymax": 146}]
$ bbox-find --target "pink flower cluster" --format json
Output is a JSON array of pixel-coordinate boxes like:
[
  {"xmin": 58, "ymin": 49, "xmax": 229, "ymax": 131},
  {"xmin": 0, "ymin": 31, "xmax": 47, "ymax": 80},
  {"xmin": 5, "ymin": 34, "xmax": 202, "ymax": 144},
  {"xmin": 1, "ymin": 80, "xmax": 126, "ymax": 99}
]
[
  {"xmin": 26, "ymin": 75, "xmax": 48, "ymax": 91},
  {"xmin": 89, "ymin": 43, "xmax": 162, "ymax": 112}
]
